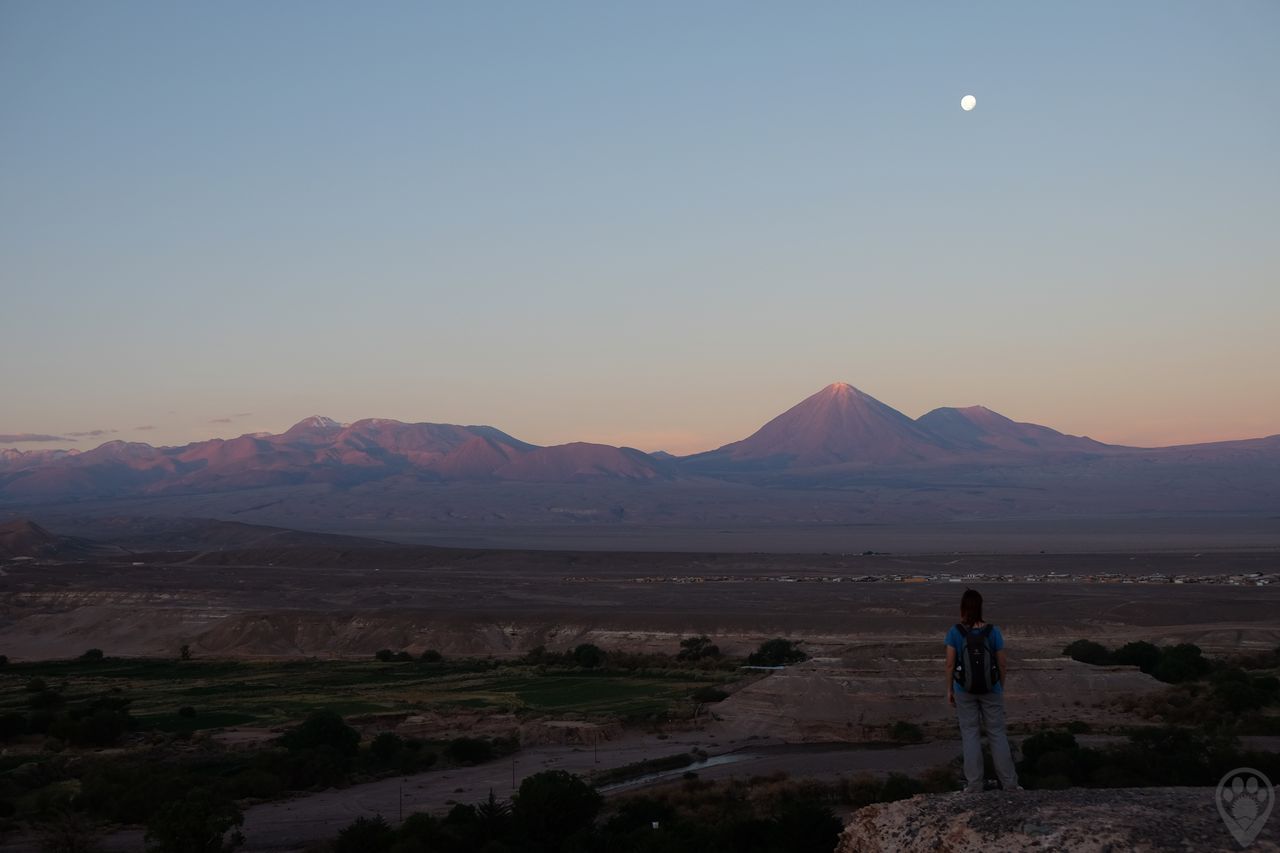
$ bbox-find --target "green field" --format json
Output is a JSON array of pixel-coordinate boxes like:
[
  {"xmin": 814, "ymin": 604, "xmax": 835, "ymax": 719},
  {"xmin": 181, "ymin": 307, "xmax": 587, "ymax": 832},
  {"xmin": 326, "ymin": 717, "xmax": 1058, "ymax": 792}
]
[{"xmin": 0, "ymin": 657, "xmax": 739, "ymax": 733}]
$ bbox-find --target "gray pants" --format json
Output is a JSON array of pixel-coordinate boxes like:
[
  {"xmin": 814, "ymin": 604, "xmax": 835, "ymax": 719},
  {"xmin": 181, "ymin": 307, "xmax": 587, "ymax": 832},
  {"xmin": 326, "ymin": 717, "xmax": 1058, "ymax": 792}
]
[{"xmin": 954, "ymin": 689, "xmax": 1019, "ymax": 792}]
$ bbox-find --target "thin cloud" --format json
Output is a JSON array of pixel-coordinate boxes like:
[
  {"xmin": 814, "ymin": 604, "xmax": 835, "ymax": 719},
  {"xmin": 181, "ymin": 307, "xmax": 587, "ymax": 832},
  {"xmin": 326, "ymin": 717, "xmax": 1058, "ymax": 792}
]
[
  {"xmin": 0, "ymin": 433, "xmax": 72, "ymax": 443},
  {"xmin": 233, "ymin": 412, "xmax": 253, "ymax": 418},
  {"xmin": 67, "ymin": 429, "xmax": 118, "ymax": 438},
  {"xmin": 135, "ymin": 425, "xmax": 156, "ymax": 431},
  {"xmin": 209, "ymin": 418, "xmax": 233, "ymax": 424}
]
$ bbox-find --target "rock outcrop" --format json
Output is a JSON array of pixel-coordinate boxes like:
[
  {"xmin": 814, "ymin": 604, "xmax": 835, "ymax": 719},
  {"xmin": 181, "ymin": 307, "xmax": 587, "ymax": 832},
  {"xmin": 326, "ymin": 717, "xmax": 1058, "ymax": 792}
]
[{"xmin": 837, "ymin": 787, "xmax": 1279, "ymax": 852}]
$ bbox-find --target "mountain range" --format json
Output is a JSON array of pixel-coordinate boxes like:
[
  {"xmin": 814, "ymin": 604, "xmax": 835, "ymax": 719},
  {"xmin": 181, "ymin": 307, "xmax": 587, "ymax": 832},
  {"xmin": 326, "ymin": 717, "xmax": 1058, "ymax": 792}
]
[{"xmin": 2, "ymin": 383, "xmax": 1278, "ymax": 533}]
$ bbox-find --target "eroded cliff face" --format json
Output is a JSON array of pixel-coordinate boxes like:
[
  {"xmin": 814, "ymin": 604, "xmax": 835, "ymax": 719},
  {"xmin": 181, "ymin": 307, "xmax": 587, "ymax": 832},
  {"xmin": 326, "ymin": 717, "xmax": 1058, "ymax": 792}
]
[{"xmin": 837, "ymin": 787, "xmax": 1278, "ymax": 852}]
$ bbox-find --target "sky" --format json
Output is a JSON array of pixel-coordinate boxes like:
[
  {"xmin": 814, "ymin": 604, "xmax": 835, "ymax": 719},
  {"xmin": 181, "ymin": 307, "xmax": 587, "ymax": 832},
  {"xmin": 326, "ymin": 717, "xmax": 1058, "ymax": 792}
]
[{"xmin": 2, "ymin": 1, "xmax": 1278, "ymax": 455}]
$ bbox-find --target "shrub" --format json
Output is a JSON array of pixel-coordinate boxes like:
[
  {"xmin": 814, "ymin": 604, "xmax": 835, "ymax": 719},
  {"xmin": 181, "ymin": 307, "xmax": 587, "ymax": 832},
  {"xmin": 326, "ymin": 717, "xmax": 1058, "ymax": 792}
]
[
  {"xmin": 419, "ymin": 649, "xmax": 443, "ymax": 663},
  {"xmin": 28, "ymin": 690, "xmax": 64, "ymax": 711},
  {"xmin": 445, "ymin": 737, "xmax": 493, "ymax": 765},
  {"xmin": 71, "ymin": 707, "xmax": 133, "ymax": 747},
  {"xmin": 677, "ymin": 635, "xmax": 721, "ymax": 661},
  {"xmin": 369, "ymin": 732, "xmax": 404, "ymax": 763},
  {"xmin": 25, "ymin": 677, "xmax": 48, "ymax": 693},
  {"xmin": 747, "ymin": 638, "xmax": 808, "ymax": 667},
  {"xmin": 396, "ymin": 812, "xmax": 444, "ymax": 846},
  {"xmin": 279, "ymin": 710, "xmax": 360, "ymax": 755},
  {"xmin": 1112, "ymin": 641, "xmax": 1162, "ymax": 674},
  {"xmin": 374, "ymin": 649, "xmax": 394, "ymax": 662},
  {"xmin": 573, "ymin": 643, "xmax": 605, "ymax": 668},
  {"xmin": 771, "ymin": 797, "xmax": 844, "ymax": 853},
  {"xmin": 692, "ymin": 686, "xmax": 729, "ymax": 703},
  {"xmin": 1062, "ymin": 640, "xmax": 1110, "ymax": 666},
  {"xmin": 143, "ymin": 788, "xmax": 244, "ymax": 853},
  {"xmin": 879, "ymin": 772, "xmax": 923, "ymax": 802},
  {"xmin": 1153, "ymin": 644, "xmax": 1211, "ymax": 684},
  {"xmin": 80, "ymin": 649, "xmax": 105, "ymax": 663},
  {"xmin": 334, "ymin": 814, "xmax": 393, "ymax": 853}
]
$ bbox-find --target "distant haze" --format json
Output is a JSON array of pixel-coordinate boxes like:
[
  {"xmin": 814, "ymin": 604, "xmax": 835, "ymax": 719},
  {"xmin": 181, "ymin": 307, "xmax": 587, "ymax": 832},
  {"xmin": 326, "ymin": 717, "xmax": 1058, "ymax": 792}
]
[{"xmin": 2, "ymin": 3, "xmax": 1277, "ymax": 453}]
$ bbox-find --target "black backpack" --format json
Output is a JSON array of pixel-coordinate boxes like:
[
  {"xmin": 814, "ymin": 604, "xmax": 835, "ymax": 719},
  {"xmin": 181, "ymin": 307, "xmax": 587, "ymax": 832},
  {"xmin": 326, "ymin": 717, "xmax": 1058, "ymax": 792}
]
[{"xmin": 953, "ymin": 623, "xmax": 1001, "ymax": 694}]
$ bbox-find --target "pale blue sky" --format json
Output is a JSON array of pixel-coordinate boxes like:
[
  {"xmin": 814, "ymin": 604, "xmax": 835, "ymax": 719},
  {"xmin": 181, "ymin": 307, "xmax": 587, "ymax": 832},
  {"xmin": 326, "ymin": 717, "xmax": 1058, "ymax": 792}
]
[{"xmin": 2, "ymin": 1, "xmax": 1278, "ymax": 453}]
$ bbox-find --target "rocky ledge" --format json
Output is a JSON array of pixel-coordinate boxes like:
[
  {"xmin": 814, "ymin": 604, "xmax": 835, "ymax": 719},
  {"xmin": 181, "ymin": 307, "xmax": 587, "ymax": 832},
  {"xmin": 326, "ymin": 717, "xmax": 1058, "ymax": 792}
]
[{"xmin": 838, "ymin": 787, "xmax": 1279, "ymax": 852}]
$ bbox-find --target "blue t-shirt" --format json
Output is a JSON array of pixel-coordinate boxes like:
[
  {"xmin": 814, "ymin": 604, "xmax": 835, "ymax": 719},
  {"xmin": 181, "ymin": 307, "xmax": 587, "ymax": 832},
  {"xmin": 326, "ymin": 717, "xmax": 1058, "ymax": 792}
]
[{"xmin": 946, "ymin": 623, "xmax": 1004, "ymax": 693}]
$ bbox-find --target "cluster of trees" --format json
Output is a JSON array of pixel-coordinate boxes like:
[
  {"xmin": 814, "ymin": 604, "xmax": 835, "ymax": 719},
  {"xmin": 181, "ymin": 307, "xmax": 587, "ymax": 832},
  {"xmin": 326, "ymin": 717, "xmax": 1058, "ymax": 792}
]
[
  {"xmin": 1017, "ymin": 726, "xmax": 1280, "ymax": 791},
  {"xmin": 676, "ymin": 635, "xmax": 721, "ymax": 662},
  {"xmin": 1063, "ymin": 639, "xmax": 1213, "ymax": 683},
  {"xmin": 1064, "ymin": 639, "xmax": 1280, "ymax": 724},
  {"xmin": 2, "ymin": 710, "xmax": 515, "ymax": 847},
  {"xmin": 0, "ymin": 680, "xmax": 134, "ymax": 748},
  {"xmin": 746, "ymin": 638, "xmax": 808, "ymax": 667},
  {"xmin": 374, "ymin": 649, "xmax": 445, "ymax": 663},
  {"xmin": 423, "ymin": 634, "xmax": 810, "ymax": 673},
  {"xmin": 519, "ymin": 644, "xmax": 608, "ymax": 669},
  {"xmin": 332, "ymin": 770, "xmax": 846, "ymax": 853},
  {"xmin": 332, "ymin": 772, "xmax": 602, "ymax": 853}
]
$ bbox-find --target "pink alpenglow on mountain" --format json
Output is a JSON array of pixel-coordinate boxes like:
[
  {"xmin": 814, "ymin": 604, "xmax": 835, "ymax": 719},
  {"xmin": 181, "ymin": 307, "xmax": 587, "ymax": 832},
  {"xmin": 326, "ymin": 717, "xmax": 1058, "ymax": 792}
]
[
  {"xmin": 688, "ymin": 383, "xmax": 950, "ymax": 468},
  {"xmin": 0, "ymin": 386, "xmax": 1277, "ymax": 512},
  {"xmin": 915, "ymin": 405, "xmax": 1107, "ymax": 453}
]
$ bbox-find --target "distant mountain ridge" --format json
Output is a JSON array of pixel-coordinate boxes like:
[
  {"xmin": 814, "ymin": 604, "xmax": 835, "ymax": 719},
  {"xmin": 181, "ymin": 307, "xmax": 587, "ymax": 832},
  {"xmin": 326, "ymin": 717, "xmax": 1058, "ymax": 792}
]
[
  {"xmin": 0, "ymin": 383, "xmax": 1276, "ymax": 505},
  {"xmin": 686, "ymin": 383, "xmax": 951, "ymax": 469}
]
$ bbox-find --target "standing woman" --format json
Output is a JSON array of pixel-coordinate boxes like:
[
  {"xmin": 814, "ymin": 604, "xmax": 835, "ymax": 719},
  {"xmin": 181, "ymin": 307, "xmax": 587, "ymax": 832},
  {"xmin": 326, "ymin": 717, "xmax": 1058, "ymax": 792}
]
[{"xmin": 945, "ymin": 588, "xmax": 1020, "ymax": 792}]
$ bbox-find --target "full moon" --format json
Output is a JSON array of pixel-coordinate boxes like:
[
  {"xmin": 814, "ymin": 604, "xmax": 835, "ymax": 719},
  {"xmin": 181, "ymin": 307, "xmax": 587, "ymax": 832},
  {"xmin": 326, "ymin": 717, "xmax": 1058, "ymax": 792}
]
[{"xmin": 961, "ymin": 94, "xmax": 976, "ymax": 111}]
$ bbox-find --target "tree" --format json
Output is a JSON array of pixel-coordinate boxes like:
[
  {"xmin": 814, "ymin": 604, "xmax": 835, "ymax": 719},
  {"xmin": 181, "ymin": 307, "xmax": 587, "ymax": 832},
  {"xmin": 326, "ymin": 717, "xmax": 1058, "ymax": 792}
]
[
  {"xmin": 677, "ymin": 635, "xmax": 720, "ymax": 661},
  {"xmin": 369, "ymin": 732, "xmax": 403, "ymax": 763},
  {"xmin": 144, "ymin": 789, "xmax": 244, "ymax": 853},
  {"xmin": 474, "ymin": 788, "xmax": 513, "ymax": 842},
  {"xmin": 37, "ymin": 809, "xmax": 101, "ymax": 853},
  {"xmin": 73, "ymin": 707, "xmax": 132, "ymax": 747},
  {"xmin": 279, "ymin": 710, "xmax": 360, "ymax": 755},
  {"xmin": 334, "ymin": 815, "xmax": 393, "ymax": 853},
  {"xmin": 573, "ymin": 643, "xmax": 605, "ymax": 668},
  {"xmin": 180, "ymin": 644, "xmax": 192, "ymax": 661},
  {"xmin": 80, "ymin": 649, "xmax": 104, "ymax": 662},
  {"xmin": 374, "ymin": 649, "xmax": 394, "ymax": 662},
  {"xmin": 512, "ymin": 770, "xmax": 602, "ymax": 849},
  {"xmin": 419, "ymin": 649, "xmax": 443, "ymax": 663},
  {"xmin": 1062, "ymin": 640, "xmax": 1110, "ymax": 666},
  {"xmin": 445, "ymin": 737, "xmax": 493, "ymax": 765},
  {"xmin": 747, "ymin": 638, "xmax": 808, "ymax": 667},
  {"xmin": 1112, "ymin": 641, "xmax": 1161, "ymax": 674},
  {"xmin": 1153, "ymin": 644, "xmax": 1210, "ymax": 684}
]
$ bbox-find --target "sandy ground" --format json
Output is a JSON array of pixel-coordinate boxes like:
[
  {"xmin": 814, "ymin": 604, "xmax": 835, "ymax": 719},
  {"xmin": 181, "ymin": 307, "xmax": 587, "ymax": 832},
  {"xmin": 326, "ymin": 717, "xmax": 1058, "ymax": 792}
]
[
  {"xmin": 3, "ymin": 551, "xmax": 1279, "ymax": 661},
  {"xmin": 3, "ymin": 548, "xmax": 1278, "ymax": 851}
]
